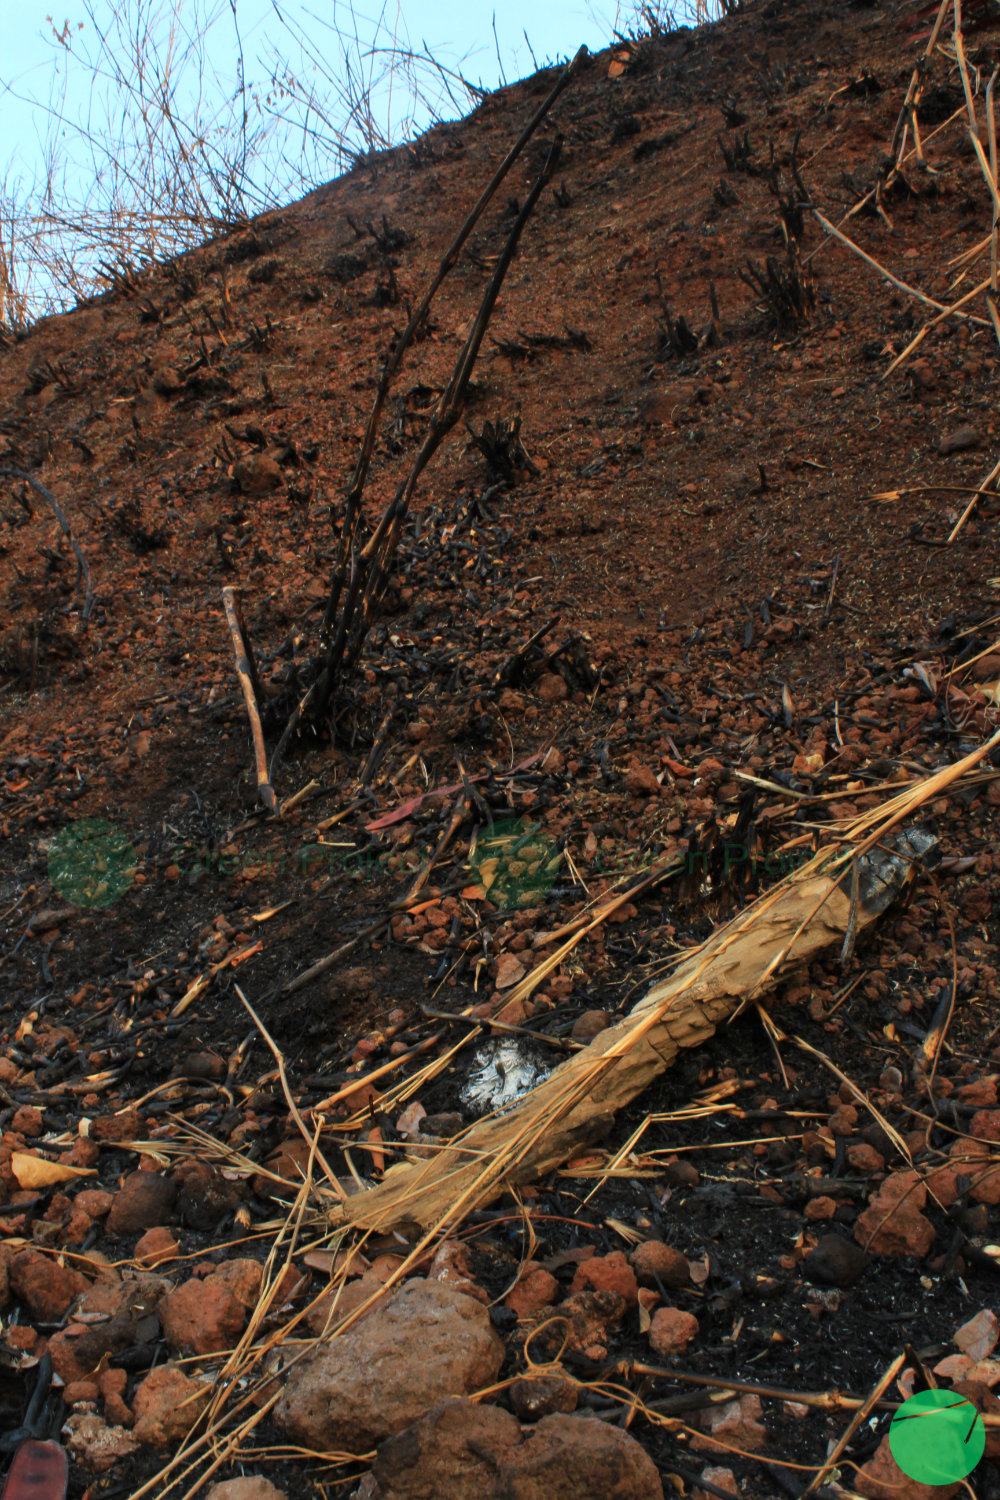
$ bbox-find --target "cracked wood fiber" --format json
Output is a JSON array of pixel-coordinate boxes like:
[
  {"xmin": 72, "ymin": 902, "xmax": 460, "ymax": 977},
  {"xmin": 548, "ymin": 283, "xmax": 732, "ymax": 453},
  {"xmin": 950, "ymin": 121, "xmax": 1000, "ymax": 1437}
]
[{"xmin": 334, "ymin": 860, "xmax": 890, "ymax": 1234}]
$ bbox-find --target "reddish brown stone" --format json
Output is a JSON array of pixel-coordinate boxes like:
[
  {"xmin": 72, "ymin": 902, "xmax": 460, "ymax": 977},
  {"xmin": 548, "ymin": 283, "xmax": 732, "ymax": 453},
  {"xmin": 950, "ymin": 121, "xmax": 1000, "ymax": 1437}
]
[
  {"xmin": 629, "ymin": 1240, "xmax": 690, "ymax": 1289},
  {"xmin": 855, "ymin": 1433, "xmax": 960, "ymax": 1498},
  {"xmin": 160, "ymin": 1276, "xmax": 246, "ymax": 1355},
  {"xmin": 855, "ymin": 1170, "xmax": 935, "ymax": 1258},
  {"xmin": 505, "ymin": 1262, "xmax": 560, "ymax": 1321},
  {"xmin": 570, "ymin": 1251, "xmax": 638, "ymax": 1305},
  {"xmin": 106, "ymin": 1171, "xmax": 177, "ymax": 1235},
  {"xmin": 132, "ymin": 1366, "xmax": 211, "ymax": 1447},
  {"xmin": 10, "ymin": 1249, "xmax": 87, "ymax": 1321},
  {"xmin": 508, "ymin": 1373, "xmax": 579, "ymax": 1420},
  {"xmin": 274, "ymin": 1281, "xmax": 504, "ymax": 1452},
  {"xmin": 649, "ymin": 1306, "xmax": 699, "ymax": 1357},
  {"xmin": 74, "ymin": 1189, "xmax": 114, "ymax": 1219},
  {"xmin": 134, "ymin": 1226, "xmax": 179, "ymax": 1267},
  {"xmin": 210, "ymin": 1258, "xmax": 263, "ymax": 1310}
]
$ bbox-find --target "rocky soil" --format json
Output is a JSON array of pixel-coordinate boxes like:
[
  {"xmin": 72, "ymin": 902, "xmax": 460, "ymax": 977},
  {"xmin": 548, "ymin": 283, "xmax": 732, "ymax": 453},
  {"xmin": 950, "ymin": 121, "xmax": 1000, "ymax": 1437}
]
[{"xmin": 2, "ymin": 0, "xmax": 1000, "ymax": 1495}]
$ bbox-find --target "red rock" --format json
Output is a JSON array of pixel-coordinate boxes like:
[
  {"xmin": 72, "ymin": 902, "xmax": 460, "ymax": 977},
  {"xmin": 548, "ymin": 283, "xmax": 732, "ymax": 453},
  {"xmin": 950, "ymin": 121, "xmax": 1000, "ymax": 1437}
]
[
  {"xmin": 971, "ymin": 1109, "xmax": 1000, "ymax": 1142},
  {"xmin": 63, "ymin": 1378, "xmax": 100, "ymax": 1405},
  {"xmin": 10, "ymin": 1249, "xmax": 88, "ymax": 1321},
  {"xmin": 11, "ymin": 1106, "xmax": 43, "ymax": 1137},
  {"xmin": 160, "ymin": 1276, "xmax": 246, "ymax": 1355},
  {"xmin": 805, "ymin": 1196, "xmax": 837, "ymax": 1221},
  {"xmin": 132, "ymin": 1366, "xmax": 210, "ymax": 1447},
  {"xmin": 629, "ymin": 1240, "xmax": 690, "ymax": 1289},
  {"xmin": 368, "ymin": 1399, "xmax": 663, "ymax": 1499},
  {"xmin": 952, "ymin": 1380, "xmax": 1000, "ymax": 1459},
  {"xmin": 538, "ymin": 1290, "xmax": 626, "ymax": 1360},
  {"xmin": 234, "ymin": 453, "xmax": 284, "ymax": 494},
  {"xmin": 273, "ymin": 1280, "xmax": 504, "ymax": 1452},
  {"xmin": 427, "ymin": 1239, "xmax": 488, "ymax": 1304},
  {"xmin": 829, "ymin": 1104, "xmax": 858, "ymax": 1135},
  {"xmin": 855, "ymin": 1433, "xmax": 960, "ymax": 1497},
  {"xmin": 106, "ymin": 1170, "xmax": 177, "ymax": 1234},
  {"xmin": 694, "ymin": 1470, "xmax": 738, "ymax": 1499},
  {"xmin": 649, "ymin": 1306, "xmax": 699, "ymax": 1356},
  {"xmin": 692, "ymin": 1393, "xmax": 768, "ymax": 1454},
  {"xmin": 957, "ymin": 1076, "xmax": 999, "ymax": 1107},
  {"xmin": 505, "ymin": 1263, "xmax": 559, "ymax": 1320},
  {"xmin": 537, "ymin": 673, "xmax": 568, "ymax": 702},
  {"xmin": 205, "ymin": 1482, "xmax": 289, "ymax": 1500},
  {"xmin": 571, "ymin": 1009, "xmax": 611, "ymax": 1042},
  {"xmin": 854, "ymin": 1170, "xmax": 935, "ymax": 1258},
  {"xmin": 955, "ymin": 1309, "xmax": 999, "ymax": 1361},
  {"xmin": 63, "ymin": 1411, "xmax": 138, "ymax": 1472},
  {"xmin": 570, "ymin": 1252, "xmax": 638, "ymax": 1305},
  {"xmin": 846, "ymin": 1142, "xmax": 884, "ymax": 1173},
  {"xmin": 90, "ymin": 1110, "xmax": 142, "ymax": 1142},
  {"xmin": 210, "ymin": 1258, "xmax": 263, "ymax": 1309},
  {"xmin": 74, "ymin": 1189, "xmax": 114, "ymax": 1220},
  {"xmin": 251, "ymin": 1138, "xmax": 313, "ymax": 1200},
  {"xmin": 98, "ymin": 1366, "xmax": 132, "ymax": 1428},
  {"xmin": 174, "ymin": 1159, "xmax": 242, "ymax": 1230},
  {"xmin": 134, "ymin": 1226, "xmax": 179, "ymax": 1267},
  {"xmin": 626, "ymin": 761, "xmax": 660, "ymax": 797},
  {"xmin": 508, "ymin": 1373, "xmax": 579, "ymax": 1420},
  {"xmin": 303, "ymin": 1268, "xmax": 387, "ymax": 1335}
]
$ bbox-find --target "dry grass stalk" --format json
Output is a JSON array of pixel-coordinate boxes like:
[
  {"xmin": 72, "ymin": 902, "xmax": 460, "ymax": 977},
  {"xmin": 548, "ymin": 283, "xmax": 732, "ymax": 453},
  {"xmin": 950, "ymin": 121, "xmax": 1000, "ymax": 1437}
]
[
  {"xmin": 236, "ymin": 983, "xmax": 347, "ymax": 1203},
  {"xmin": 812, "ymin": 210, "xmax": 990, "ymax": 325},
  {"xmin": 882, "ymin": 273, "xmax": 991, "ymax": 377},
  {"xmin": 947, "ymin": 453, "xmax": 1000, "ymax": 542},
  {"xmin": 890, "ymin": 0, "xmax": 953, "ymax": 166}
]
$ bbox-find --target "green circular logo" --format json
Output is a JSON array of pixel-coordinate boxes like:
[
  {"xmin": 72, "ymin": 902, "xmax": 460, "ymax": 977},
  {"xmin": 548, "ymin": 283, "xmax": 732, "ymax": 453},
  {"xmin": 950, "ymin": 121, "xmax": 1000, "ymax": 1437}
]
[
  {"xmin": 889, "ymin": 1389, "xmax": 985, "ymax": 1484},
  {"xmin": 470, "ymin": 818, "xmax": 560, "ymax": 909},
  {"xmin": 48, "ymin": 818, "xmax": 137, "ymax": 909}
]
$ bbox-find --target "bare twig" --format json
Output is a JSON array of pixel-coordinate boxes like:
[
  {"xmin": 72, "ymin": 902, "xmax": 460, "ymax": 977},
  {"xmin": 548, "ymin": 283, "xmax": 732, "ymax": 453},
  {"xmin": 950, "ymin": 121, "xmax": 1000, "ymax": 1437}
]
[{"xmin": 0, "ymin": 466, "xmax": 94, "ymax": 623}]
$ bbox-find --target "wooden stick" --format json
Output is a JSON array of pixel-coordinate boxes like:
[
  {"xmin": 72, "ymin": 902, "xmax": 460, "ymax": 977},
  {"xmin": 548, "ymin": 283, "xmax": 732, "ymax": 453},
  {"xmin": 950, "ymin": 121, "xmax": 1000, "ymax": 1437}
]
[
  {"xmin": 221, "ymin": 585, "xmax": 277, "ymax": 813},
  {"xmin": 988, "ymin": 70, "xmax": 999, "ymax": 293},
  {"xmin": 802, "ymin": 1352, "xmax": 908, "ymax": 1497}
]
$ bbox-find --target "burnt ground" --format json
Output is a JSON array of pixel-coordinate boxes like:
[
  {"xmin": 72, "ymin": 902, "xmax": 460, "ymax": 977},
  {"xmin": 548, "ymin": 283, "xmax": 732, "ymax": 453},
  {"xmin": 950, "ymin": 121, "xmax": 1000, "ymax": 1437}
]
[{"xmin": 2, "ymin": 0, "xmax": 1000, "ymax": 1494}]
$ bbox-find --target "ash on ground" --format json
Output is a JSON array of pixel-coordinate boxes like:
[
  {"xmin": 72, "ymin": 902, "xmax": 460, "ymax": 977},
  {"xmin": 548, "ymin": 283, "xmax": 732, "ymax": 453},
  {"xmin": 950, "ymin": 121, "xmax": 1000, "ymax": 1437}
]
[{"xmin": 459, "ymin": 1038, "xmax": 552, "ymax": 1116}]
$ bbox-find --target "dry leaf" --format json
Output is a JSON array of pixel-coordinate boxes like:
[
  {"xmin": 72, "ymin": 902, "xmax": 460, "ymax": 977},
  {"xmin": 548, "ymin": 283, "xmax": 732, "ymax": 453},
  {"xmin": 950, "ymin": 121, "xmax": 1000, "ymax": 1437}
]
[{"xmin": 11, "ymin": 1152, "xmax": 95, "ymax": 1190}]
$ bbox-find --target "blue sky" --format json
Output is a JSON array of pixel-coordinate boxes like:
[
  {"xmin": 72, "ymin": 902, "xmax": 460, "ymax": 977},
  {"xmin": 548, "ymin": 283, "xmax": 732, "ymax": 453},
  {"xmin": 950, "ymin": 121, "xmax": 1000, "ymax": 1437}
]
[
  {"xmin": 1, "ymin": 1, "xmax": 660, "ymax": 316},
  {"xmin": 4, "ymin": 1, "xmax": 625, "ymax": 166}
]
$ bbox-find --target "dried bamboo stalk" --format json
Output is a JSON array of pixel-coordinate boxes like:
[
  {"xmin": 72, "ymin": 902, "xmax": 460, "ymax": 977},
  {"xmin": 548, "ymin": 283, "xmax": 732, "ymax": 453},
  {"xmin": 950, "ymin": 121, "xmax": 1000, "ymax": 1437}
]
[
  {"xmin": 334, "ymin": 852, "xmax": 902, "ymax": 1233},
  {"xmin": 336, "ymin": 731, "xmax": 1000, "ymax": 1234}
]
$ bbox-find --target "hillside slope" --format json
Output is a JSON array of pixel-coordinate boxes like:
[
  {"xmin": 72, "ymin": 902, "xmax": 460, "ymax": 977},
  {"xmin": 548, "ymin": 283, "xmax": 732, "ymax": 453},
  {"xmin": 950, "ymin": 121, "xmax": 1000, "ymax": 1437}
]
[{"xmin": 2, "ymin": 0, "xmax": 1000, "ymax": 1495}]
